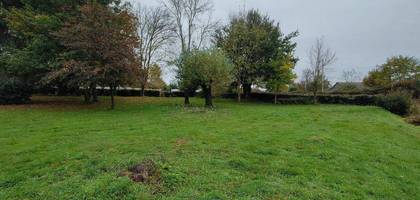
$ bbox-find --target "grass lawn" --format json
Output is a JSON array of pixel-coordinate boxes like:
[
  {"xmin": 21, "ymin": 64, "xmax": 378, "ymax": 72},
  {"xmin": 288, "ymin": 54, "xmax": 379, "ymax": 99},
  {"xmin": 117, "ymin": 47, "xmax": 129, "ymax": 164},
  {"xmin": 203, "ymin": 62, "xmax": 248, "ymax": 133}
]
[{"xmin": 0, "ymin": 96, "xmax": 419, "ymax": 200}]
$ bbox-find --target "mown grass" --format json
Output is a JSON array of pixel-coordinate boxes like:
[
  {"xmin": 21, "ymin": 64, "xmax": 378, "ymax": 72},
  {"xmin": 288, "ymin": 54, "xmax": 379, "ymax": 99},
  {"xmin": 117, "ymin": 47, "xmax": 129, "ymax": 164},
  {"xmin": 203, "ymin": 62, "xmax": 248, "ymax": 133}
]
[{"xmin": 0, "ymin": 96, "xmax": 419, "ymax": 200}]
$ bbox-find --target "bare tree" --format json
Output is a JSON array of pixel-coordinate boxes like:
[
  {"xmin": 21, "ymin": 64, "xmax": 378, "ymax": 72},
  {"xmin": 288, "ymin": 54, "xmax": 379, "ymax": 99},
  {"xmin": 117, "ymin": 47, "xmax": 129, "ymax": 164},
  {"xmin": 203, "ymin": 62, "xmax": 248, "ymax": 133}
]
[
  {"xmin": 342, "ymin": 68, "xmax": 361, "ymax": 83},
  {"xmin": 309, "ymin": 38, "xmax": 336, "ymax": 103},
  {"xmin": 162, "ymin": 0, "xmax": 217, "ymax": 105},
  {"xmin": 301, "ymin": 68, "xmax": 313, "ymax": 93},
  {"xmin": 135, "ymin": 4, "xmax": 174, "ymax": 96}
]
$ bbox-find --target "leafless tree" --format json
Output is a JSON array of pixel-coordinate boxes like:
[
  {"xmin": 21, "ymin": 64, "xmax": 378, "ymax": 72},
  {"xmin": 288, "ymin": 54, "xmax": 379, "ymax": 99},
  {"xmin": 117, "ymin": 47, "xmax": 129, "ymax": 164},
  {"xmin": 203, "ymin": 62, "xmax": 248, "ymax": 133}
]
[
  {"xmin": 162, "ymin": 0, "xmax": 217, "ymax": 105},
  {"xmin": 162, "ymin": 0, "xmax": 216, "ymax": 53},
  {"xmin": 301, "ymin": 68, "xmax": 313, "ymax": 92},
  {"xmin": 309, "ymin": 37, "xmax": 336, "ymax": 103},
  {"xmin": 342, "ymin": 68, "xmax": 362, "ymax": 83},
  {"xmin": 135, "ymin": 4, "xmax": 174, "ymax": 96}
]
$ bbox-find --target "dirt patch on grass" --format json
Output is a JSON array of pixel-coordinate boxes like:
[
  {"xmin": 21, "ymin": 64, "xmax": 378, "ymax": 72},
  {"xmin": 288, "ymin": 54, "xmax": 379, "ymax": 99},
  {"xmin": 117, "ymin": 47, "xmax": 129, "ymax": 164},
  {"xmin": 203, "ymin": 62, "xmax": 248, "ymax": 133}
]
[
  {"xmin": 119, "ymin": 158, "xmax": 185, "ymax": 195},
  {"xmin": 174, "ymin": 139, "xmax": 188, "ymax": 147},
  {"xmin": 120, "ymin": 159, "xmax": 162, "ymax": 184}
]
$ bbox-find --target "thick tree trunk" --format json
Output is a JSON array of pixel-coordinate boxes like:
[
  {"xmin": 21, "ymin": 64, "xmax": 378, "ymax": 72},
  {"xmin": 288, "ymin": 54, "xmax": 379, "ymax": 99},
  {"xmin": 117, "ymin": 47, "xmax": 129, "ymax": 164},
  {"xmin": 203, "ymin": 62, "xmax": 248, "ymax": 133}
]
[
  {"xmin": 243, "ymin": 83, "xmax": 252, "ymax": 99},
  {"xmin": 184, "ymin": 90, "xmax": 190, "ymax": 106},
  {"xmin": 203, "ymin": 85, "xmax": 213, "ymax": 108}
]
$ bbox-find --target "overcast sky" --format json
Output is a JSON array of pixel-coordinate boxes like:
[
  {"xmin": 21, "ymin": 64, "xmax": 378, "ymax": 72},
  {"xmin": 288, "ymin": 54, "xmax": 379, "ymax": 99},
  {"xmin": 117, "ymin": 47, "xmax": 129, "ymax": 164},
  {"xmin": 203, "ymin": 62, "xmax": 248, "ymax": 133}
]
[{"xmin": 128, "ymin": 0, "xmax": 420, "ymax": 83}]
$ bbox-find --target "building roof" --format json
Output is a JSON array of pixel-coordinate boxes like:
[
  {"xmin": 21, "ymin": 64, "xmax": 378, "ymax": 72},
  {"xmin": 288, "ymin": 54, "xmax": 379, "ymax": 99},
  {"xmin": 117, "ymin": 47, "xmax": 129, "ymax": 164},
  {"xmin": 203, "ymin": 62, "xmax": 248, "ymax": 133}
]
[{"xmin": 329, "ymin": 82, "xmax": 367, "ymax": 93}]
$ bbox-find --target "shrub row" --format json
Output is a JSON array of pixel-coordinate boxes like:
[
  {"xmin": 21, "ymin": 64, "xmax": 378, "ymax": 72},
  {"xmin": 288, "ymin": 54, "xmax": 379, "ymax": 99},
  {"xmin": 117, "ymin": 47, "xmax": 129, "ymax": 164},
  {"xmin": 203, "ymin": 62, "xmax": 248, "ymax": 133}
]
[
  {"xmin": 223, "ymin": 92, "xmax": 413, "ymax": 116},
  {"xmin": 23, "ymin": 87, "xmax": 417, "ymax": 116},
  {"xmin": 376, "ymin": 91, "xmax": 413, "ymax": 116},
  {"xmin": 222, "ymin": 92, "xmax": 378, "ymax": 105}
]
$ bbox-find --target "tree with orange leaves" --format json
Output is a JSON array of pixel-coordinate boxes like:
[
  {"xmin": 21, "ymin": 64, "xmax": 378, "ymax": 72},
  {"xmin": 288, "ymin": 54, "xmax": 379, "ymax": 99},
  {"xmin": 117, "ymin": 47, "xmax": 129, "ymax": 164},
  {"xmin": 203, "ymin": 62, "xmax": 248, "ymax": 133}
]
[{"xmin": 51, "ymin": 2, "xmax": 140, "ymax": 109}]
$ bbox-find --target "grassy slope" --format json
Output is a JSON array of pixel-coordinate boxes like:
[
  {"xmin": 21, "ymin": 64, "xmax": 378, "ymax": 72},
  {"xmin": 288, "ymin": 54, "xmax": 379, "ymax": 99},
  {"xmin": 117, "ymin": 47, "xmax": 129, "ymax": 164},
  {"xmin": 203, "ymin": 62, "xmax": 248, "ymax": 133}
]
[{"xmin": 0, "ymin": 96, "xmax": 419, "ymax": 200}]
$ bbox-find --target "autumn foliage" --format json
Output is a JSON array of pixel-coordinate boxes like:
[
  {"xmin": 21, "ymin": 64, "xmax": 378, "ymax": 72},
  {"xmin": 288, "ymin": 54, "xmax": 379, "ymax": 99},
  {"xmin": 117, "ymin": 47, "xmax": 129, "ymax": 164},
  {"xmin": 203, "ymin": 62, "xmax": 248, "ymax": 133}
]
[{"xmin": 51, "ymin": 2, "xmax": 140, "ymax": 109}]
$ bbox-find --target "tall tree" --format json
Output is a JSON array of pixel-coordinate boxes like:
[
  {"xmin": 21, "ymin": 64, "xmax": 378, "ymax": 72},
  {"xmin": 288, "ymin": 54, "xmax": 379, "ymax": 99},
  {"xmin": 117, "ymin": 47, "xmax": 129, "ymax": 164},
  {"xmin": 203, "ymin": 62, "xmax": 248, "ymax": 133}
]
[
  {"xmin": 215, "ymin": 9, "xmax": 298, "ymax": 101},
  {"xmin": 51, "ymin": 2, "xmax": 139, "ymax": 109},
  {"xmin": 0, "ymin": 0, "xmax": 118, "ymax": 103},
  {"xmin": 364, "ymin": 55, "xmax": 419, "ymax": 88},
  {"xmin": 134, "ymin": 4, "xmax": 173, "ymax": 96},
  {"xmin": 308, "ymin": 37, "xmax": 336, "ymax": 103},
  {"xmin": 179, "ymin": 48, "xmax": 232, "ymax": 107},
  {"xmin": 162, "ymin": 0, "xmax": 216, "ymax": 105}
]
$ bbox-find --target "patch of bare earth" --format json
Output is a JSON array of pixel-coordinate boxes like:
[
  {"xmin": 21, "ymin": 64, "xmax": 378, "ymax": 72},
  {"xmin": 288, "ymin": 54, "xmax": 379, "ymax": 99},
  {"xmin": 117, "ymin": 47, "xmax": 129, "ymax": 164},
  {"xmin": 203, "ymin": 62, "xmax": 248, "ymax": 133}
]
[
  {"xmin": 174, "ymin": 138, "xmax": 188, "ymax": 148},
  {"xmin": 120, "ymin": 159, "xmax": 162, "ymax": 187}
]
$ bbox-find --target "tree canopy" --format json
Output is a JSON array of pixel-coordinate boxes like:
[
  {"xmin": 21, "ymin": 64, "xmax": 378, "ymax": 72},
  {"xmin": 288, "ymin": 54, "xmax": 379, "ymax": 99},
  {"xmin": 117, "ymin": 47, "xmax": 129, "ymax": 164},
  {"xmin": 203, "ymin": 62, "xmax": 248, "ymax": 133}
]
[
  {"xmin": 364, "ymin": 55, "xmax": 419, "ymax": 88},
  {"xmin": 177, "ymin": 48, "xmax": 232, "ymax": 107},
  {"xmin": 0, "ymin": 0, "xmax": 122, "ymax": 102},
  {"xmin": 214, "ymin": 9, "xmax": 298, "ymax": 100},
  {"xmin": 49, "ymin": 2, "xmax": 140, "ymax": 109}
]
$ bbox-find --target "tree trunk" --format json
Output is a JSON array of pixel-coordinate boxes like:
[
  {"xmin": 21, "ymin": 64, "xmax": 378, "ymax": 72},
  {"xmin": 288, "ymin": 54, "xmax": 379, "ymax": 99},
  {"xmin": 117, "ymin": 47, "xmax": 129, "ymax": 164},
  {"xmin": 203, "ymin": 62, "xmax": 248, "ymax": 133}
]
[
  {"xmin": 84, "ymin": 89, "xmax": 91, "ymax": 103},
  {"xmin": 92, "ymin": 88, "xmax": 98, "ymax": 103},
  {"xmin": 313, "ymin": 90, "xmax": 318, "ymax": 104},
  {"xmin": 184, "ymin": 90, "xmax": 190, "ymax": 106},
  {"xmin": 274, "ymin": 93, "xmax": 278, "ymax": 104},
  {"xmin": 243, "ymin": 83, "xmax": 252, "ymax": 99},
  {"xmin": 90, "ymin": 83, "xmax": 98, "ymax": 103},
  {"xmin": 237, "ymin": 81, "xmax": 241, "ymax": 103},
  {"xmin": 84, "ymin": 86, "xmax": 92, "ymax": 103},
  {"xmin": 141, "ymin": 85, "xmax": 145, "ymax": 97},
  {"xmin": 110, "ymin": 86, "xmax": 116, "ymax": 110},
  {"xmin": 203, "ymin": 85, "xmax": 213, "ymax": 108}
]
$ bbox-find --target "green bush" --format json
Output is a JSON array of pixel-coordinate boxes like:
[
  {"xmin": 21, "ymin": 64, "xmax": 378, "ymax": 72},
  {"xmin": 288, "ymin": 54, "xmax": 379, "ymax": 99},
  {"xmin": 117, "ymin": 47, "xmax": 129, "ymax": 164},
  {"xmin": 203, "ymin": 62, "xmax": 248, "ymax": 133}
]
[
  {"xmin": 0, "ymin": 77, "xmax": 32, "ymax": 104},
  {"xmin": 376, "ymin": 91, "xmax": 413, "ymax": 116}
]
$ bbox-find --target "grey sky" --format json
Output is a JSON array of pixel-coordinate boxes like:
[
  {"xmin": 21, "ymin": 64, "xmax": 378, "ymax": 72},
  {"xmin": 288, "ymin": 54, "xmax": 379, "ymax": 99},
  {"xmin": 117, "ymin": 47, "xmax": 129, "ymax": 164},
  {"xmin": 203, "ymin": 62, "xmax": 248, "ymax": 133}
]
[{"xmin": 128, "ymin": 0, "xmax": 420, "ymax": 83}]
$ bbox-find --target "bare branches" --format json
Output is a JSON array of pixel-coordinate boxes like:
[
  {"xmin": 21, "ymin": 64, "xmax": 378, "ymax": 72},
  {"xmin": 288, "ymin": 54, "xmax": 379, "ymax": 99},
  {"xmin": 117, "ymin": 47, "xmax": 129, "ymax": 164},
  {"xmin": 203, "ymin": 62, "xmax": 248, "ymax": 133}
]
[
  {"xmin": 300, "ymin": 68, "xmax": 313, "ymax": 92},
  {"xmin": 309, "ymin": 38, "xmax": 336, "ymax": 75},
  {"xmin": 308, "ymin": 37, "xmax": 336, "ymax": 101},
  {"xmin": 342, "ymin": 69, "xmax": 362, "ymax": 82},
  {"xmin": 161, "ymin": 0, "xmax": 216, "ymax": 105},
  {"xmin": 134, "ymin": 3, "xmax": 174, "ymax": 94},
  {"xmin": 162, "ymin": 0, "xmax": 215, "ymax": 53}
]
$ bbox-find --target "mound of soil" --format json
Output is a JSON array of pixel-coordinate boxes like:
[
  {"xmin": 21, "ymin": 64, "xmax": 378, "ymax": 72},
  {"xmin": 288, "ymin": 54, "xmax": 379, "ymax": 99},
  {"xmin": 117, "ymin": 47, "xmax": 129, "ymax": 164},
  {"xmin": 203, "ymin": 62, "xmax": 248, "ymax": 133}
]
[{"xmin": 120, "ymin": 159, "xmax": 161, "ymax": 184}]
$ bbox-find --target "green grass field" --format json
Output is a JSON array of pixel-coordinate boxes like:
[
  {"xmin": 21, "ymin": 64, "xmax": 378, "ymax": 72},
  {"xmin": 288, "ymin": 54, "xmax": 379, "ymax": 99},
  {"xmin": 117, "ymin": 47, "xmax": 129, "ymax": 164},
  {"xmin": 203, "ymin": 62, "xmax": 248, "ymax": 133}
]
[{"xmin": 0, "ymin": 96, "xmax": 419, "ymax": 200}]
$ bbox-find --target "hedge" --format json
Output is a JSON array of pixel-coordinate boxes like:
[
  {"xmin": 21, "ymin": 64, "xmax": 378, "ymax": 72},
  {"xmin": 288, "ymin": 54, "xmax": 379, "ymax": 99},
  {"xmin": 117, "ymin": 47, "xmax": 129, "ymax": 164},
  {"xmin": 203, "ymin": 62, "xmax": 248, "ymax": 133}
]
[
  {"xmin": 222, "ymin": 92, "xmax": 378, "ymax": 105},
  {"xmin": 376, "ymin": 91, "xmax": 413, "ymax": 116}
]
